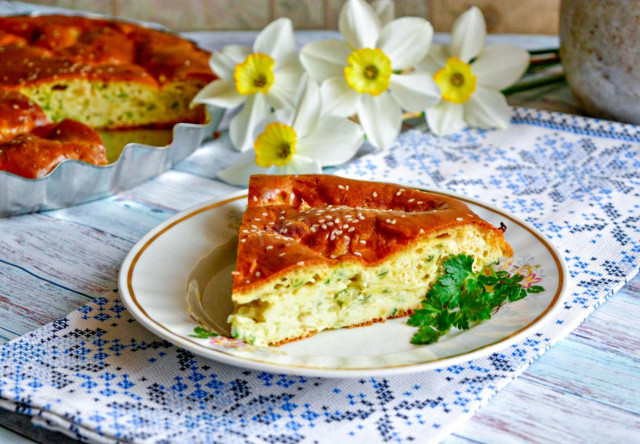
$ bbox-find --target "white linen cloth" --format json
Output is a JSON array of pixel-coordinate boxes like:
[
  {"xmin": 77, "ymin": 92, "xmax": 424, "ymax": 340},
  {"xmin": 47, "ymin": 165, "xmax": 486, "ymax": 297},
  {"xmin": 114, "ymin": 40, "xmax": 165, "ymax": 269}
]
[
  {"xmin": 0, "ymin": 2, "xmax": 638, "ymax": 442},
  {"xmin": 1, "ymin": 107, "xmax": 638, "ymax": 443}
]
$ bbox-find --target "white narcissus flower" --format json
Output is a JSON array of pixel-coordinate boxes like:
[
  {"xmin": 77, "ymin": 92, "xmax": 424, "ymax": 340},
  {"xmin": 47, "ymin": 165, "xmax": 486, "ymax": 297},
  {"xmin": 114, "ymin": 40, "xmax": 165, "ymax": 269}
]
[
  {"xmin": 372, "ymin": 0, "xmax": 395, "ymax": 25},
  {"xmin": 420, "ymin": 6, "xmax": 530, "ymax": 135},
  {"xmin": 191, "ymin": 18, "xmax": 304, "ymax": 152},
  {"xmin": 218, "ymin": 76, "xmax": 364, "ymax": 187},
  {"xmin": 299, "ymin": 0, "xmax": 440, "ymax": 150}
]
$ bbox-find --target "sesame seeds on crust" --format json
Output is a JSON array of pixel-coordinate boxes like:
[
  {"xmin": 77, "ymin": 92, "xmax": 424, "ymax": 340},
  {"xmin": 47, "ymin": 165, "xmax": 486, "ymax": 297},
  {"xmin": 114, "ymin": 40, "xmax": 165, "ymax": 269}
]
[{"xmin": 231, "ymin": 174, "xmax": 511, "ymax": 293}]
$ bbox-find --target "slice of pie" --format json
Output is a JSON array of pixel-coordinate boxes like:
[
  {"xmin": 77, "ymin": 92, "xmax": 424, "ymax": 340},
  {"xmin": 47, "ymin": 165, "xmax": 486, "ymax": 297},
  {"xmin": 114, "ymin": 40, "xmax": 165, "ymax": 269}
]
[{"xmin": 228, "ymin": 174, "xmax": 513, "ymax": 347}]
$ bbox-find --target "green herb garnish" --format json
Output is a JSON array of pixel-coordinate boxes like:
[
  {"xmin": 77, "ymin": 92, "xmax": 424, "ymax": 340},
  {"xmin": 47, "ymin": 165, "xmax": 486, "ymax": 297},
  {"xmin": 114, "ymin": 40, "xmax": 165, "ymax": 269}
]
[
  {"xmin": 408, "ymin": 254, "xmax": 545, "ymax": 345},
  {"xmin": 189, "ymin": 326, "xmax": 219, "ymax": 339}
]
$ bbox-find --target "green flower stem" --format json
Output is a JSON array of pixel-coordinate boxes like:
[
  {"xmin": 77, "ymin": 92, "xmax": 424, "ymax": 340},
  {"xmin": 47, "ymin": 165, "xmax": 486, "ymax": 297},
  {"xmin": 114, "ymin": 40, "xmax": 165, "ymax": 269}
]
[{"xmin": 502, "ymin": 72, "xmax": 566, "ymax": 96}]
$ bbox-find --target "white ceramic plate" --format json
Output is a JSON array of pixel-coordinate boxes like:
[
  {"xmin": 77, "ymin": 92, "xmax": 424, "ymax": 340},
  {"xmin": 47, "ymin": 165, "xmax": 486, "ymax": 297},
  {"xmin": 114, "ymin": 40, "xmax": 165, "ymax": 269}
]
[{"xmin": 119, "ymin": 188, "xmax": 568, "ymax": 377}]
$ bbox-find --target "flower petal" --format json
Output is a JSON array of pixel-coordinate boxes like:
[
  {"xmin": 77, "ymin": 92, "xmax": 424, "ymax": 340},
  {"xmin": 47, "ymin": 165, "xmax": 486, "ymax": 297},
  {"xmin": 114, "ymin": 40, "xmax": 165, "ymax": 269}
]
[
  {"xmin": 465, "ymin": 85, "xmax": 511, "ymax": 130},
  {"xmin": 190, "ymin": 79, "xmax": 245, "ymax": 109},
  {"xmin": 296, "ymin": 116, "xmax": 364, "ymax": 166},
  {"xmin": 217, "ymin": 150, "xmax": 265, "ymax": 187},
  {"xmin": 299, "ymin": 39, "xmax": 351, "ymax": 82},
  {"xmin": 425, "ymin": 101, "xmax": 467, "ymax": 135},
  {"xmin": 209, "ymin": 45, "xmax": 252, "ymax": 81},
  {"xmin": 229, "ymin": 93, "xmax": 270, "ymax": 152},
  {"xmin": 377, "ymin": 17, "xmax": 433, "ymax": 70},
  {"xmin": 274, "ymin": 155, "xmax": 322, "ymax": 175},
  {"xmin": 339, "ymin": 0, "xmax": 381, "ymax": 49},
  {"xmin": 451, "ymin": 6, "xmax": 486, "ymax": 63},
  {"xmin": 321, "ymin": 77, "xmax": 360, "ymax": 117},
  {"xmin": 416, "ymin": 43, "xmax": 450, "ymax": 73},
  {"xmin": 389, "ymin": 72, "xmax": 441, "ymax": 112},
  {"xmin": 357, "ymin": 92, "xmax": 402, "ymax": 149},
  {"xmin": 291, "ymin": 74, "xmax": 321, "ymax": 138},
  {"xmin": 372, "ymin": 0, "xmax": 395, "ymax": 26},
  {"xmin": 253, "ymin": 18, "xmax": 297, "ymax": 68},
  {"xmin": 267, "ymin": 60, "xmax": 304, "ymax": 109},
  {"xmin": 472, "ymin": 44, "xmax": 530, "ymax": 90}
]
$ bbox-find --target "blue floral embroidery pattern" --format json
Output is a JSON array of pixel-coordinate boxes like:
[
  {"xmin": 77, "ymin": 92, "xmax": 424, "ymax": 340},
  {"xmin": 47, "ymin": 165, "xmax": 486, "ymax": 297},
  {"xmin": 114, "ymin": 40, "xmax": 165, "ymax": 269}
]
[{"xmin": 1, "ymin": 107, "xmax": 638, "ymax": 443}]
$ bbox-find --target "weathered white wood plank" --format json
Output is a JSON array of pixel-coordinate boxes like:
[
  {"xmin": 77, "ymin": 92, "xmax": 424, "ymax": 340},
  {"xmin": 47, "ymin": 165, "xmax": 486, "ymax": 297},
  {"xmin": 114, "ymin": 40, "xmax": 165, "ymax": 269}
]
[
  {"xmin": 43, "ymin": 195, "xmax": 176, "ymax": 243},
  {"xmin": 0, "ymin": 263, "xmax": 93, "ymax": 345},
  {"xmin": 447, "ymin": 277, "xmax": 640, "ymax": 443},
  {"xmin": 0, "ymin": 214, "xmax": 132, "ymax": 295},
  {"xmin": 118, "ymin": 169, "xmax": 240, "ymax": 212},
  {"xmin": 446, "ymin": 375, "xmax": 640, "ymax": 443},
  {"xmin": 0, "ymin": 425, "xmax": 35, "ymax": 444},
  {"xmin": 525, "ymin": 336, "xmax": 640, "ymax": 413},
  {"xmin": 570, "ymin": 296, "xmax": 640, "ymax": 359}
]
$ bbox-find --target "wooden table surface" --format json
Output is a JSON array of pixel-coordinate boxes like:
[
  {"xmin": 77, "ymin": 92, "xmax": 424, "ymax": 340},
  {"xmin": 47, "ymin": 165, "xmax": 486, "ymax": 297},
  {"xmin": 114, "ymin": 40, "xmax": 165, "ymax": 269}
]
[{"xmin": 0, "ymin": 33, "xmax": 639, "ymax": 443}]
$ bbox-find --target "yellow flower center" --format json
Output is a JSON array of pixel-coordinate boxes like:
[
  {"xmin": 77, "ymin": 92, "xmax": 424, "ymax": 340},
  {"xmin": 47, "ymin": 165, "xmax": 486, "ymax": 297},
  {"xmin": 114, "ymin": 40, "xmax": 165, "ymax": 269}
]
[
  {"xmin": 254, "ymin": 122, "xmax": 297, "ymax": 167},
  {"xmin": 433, "ymin": 57, "xmax": 477, "ymax": 104},
  {"xmin": 234, "ymin": 53, "xmax": 275, "ymax": 95},
  {"xmin": 344, "ymin": 48, "xmax": 392, "ymax": 96}
]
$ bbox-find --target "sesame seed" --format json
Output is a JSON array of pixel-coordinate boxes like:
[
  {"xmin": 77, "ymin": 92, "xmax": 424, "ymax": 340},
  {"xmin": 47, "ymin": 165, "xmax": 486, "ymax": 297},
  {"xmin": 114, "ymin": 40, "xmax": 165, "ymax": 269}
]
[
  {"xmin": 254, "ymin": 218, "xmax": 261, "ymax": 221},
  {"xmin": 338, "ymin": 185, "xmax": 345, "ymax": 189},
  {"xmin": 252, "ymin": 196, "xmax": 257, "ymax": 202},
  {"xmin": 456, "ymin": 217, "xmax": 463, "ymax": 221},
  {"xmin": 231, "ymin": 271, "xmax": 240, "ymax": 275},
  {"xmin": 359, "ymin": 239, "xmax": 367, "ymax": 244},
  {"xmin": 373, "ymin": 192, "xmax": 378, "ymax": 198},
  {"xmin": 408, "ymin": 198, "xmax": 415, "ymax": 203},
  {"xmin": 310, "ymin": 227, "xmax": 317, "ymax": 233},
  {"xmin": 266, "ymin": 246, "xmax": 274, "ymax": 250},
  {"xmin": 242, "ymin": 230, "xmax": 249, "ymax": 233},
  {"xmin": 279, "ymin": 252, "xmax": 286, "ymax": 257},
  {"xmin": 353, "ymin": 252, "xmax": 362, "ymax": 257},
  {"xmin": 245, "ymin": 280, "xmax": 251, "ymax": 284},
  {"xmin": 348, "ymin": 227, "xmax": 355, "ymax": 232},
  {"xmin": 322, "ymin": 224, "xmax": 327, "ymax": 229},
  {"xmin": 417, "ymin": 201, "xmax": 423, "ymax": 205},
  {"xmin": 240, "ymin": 239, "xmax": 246, "ymax": 243},
  {"xmin": 346, "ymin": 185, "xmax": 349, "ymax": 190},
  {"xmin": 297, "ymin": 261, "xmax": 305, "ymax": 266},
  {"xmin": 255, "ymin": 271, "xmax": 261, "ymax": 277},
  {"xmin": 419, "ymin": 228, "xmax": 425, "ymax": 234},
  {"xmin": 343, "ymin": 224, "xmax": 349, "ymax": 229},
  {"xmin": 263, "ymin": 212, "xmax": 268, "ymax": 217}
]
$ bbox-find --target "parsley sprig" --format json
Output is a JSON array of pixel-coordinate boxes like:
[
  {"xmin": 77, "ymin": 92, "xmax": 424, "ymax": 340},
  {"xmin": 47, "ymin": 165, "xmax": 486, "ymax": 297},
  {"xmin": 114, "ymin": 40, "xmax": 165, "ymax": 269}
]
[{"xmin": 408, "ymin": 254, "xmax": 545, "ymax": 344}]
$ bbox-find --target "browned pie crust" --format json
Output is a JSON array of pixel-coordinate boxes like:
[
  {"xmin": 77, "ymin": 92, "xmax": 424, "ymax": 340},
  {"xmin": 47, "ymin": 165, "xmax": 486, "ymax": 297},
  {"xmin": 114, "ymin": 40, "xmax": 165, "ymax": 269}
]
[
  {"xmin": 0, "ymin": 90, "xmax": 49, "ymax": 143},
  {"xmin": 233, "ymin": 174, "xmax": 513, "ymax": 294},
  {"xmin": 0, "ymin": 118, "xmax": 107, "ymax": 179},
  {"xmin": 0, "ymin": 14, "xmax": 216, "ymax": 178},
  {"xmin": 0, "ymin": 14, "xmax": 214, "ymax": 91}
]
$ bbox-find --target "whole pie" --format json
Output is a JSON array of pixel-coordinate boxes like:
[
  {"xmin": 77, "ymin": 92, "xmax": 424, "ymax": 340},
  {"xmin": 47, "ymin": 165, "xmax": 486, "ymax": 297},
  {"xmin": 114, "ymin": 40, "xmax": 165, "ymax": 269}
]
[
  {"xmin": 228, "ymin": 174, "xmax": 513, "ymax": 347},
  {"xmin": 0, "ymin": 14, "xmax": 215, "ymax": 178}
]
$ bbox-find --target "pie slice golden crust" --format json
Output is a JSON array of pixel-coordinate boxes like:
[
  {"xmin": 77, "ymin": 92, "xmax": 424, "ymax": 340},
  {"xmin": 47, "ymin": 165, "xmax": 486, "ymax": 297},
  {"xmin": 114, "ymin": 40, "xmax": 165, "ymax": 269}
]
[{"xmin": 229, "ymin": 174, "xmax": 513, "ymax": 347}]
